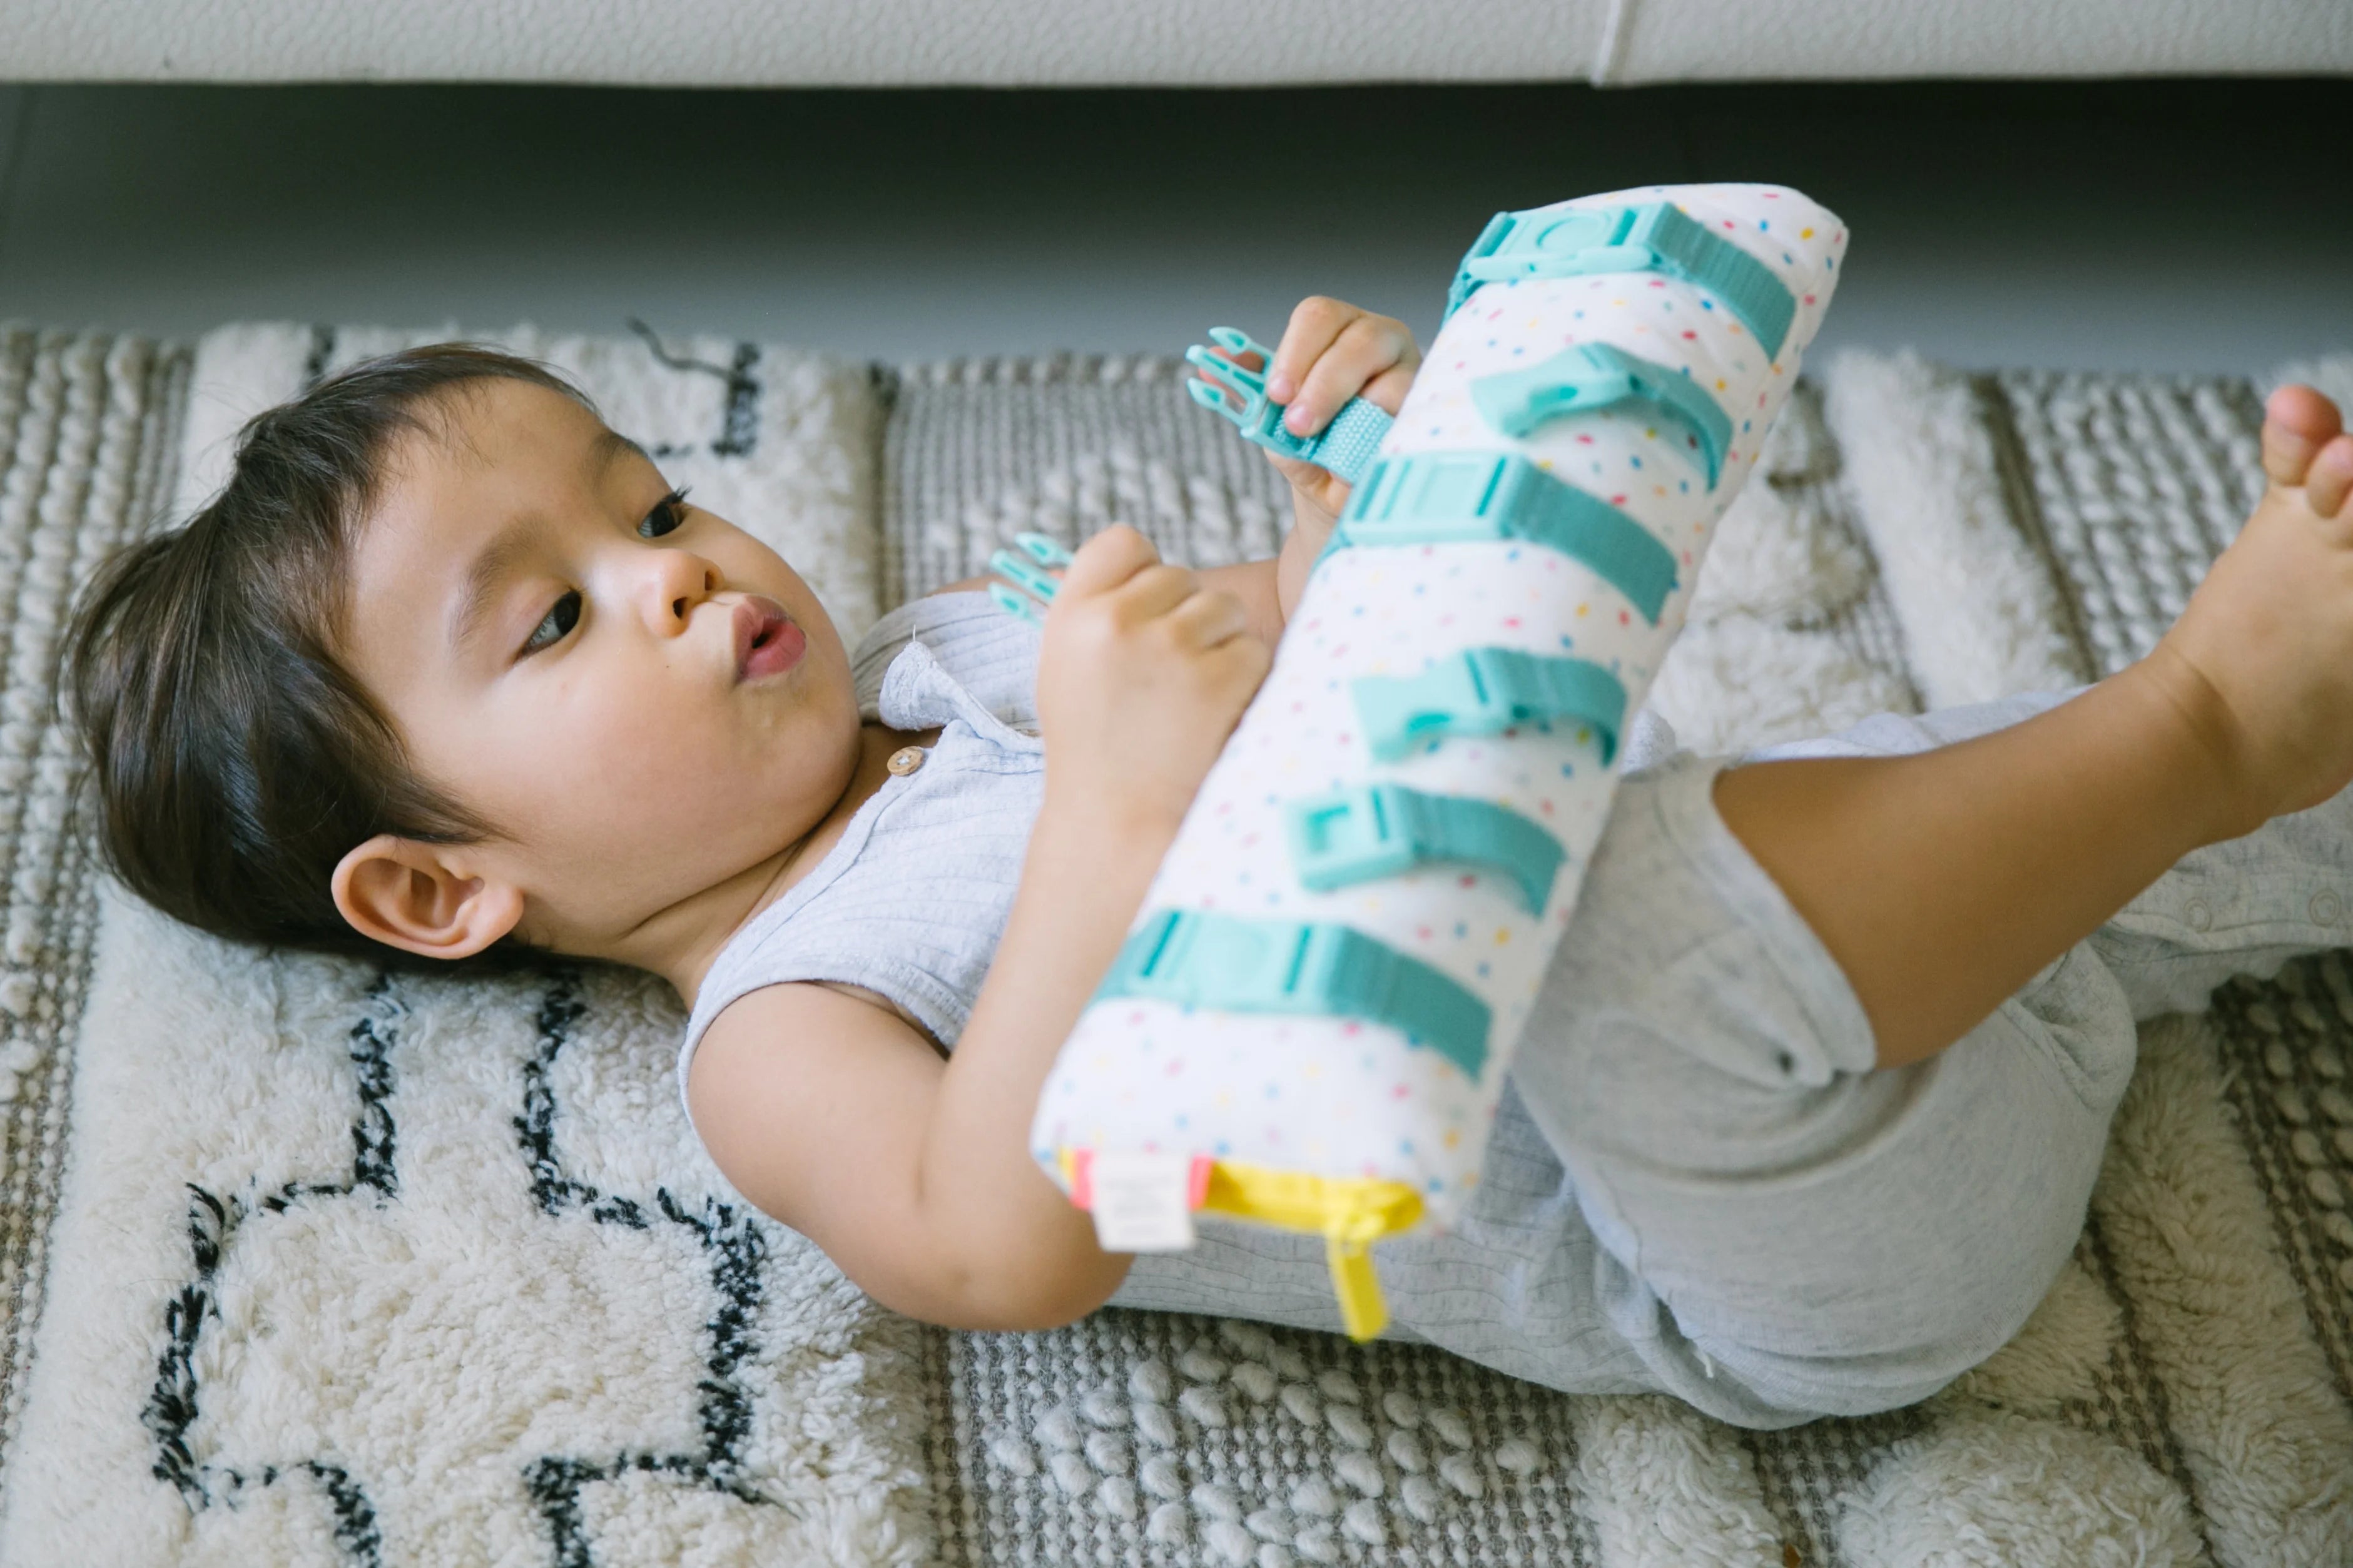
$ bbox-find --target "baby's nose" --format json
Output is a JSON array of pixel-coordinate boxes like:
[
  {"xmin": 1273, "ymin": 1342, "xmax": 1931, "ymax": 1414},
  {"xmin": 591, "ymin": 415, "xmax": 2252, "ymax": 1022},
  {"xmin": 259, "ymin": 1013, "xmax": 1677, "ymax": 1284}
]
[{"xmin": 650, "ymin": 555, "xmax": 721, "ymax": 629}]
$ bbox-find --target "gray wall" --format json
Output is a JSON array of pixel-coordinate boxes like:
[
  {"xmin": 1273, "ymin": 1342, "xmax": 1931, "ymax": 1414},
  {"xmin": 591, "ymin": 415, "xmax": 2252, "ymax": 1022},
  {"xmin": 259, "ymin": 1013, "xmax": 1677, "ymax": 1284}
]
[{"xmin": 1, "ymin": 79, "xmax": 2346, "ymax": 373}]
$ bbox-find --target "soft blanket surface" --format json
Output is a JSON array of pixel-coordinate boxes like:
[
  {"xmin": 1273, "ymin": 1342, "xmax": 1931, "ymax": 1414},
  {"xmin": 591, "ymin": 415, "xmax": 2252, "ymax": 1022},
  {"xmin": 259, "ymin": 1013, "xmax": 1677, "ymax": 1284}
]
[{"xmin": 0, "ymin": 323, "xmax": 2347, "ymax": 1566}]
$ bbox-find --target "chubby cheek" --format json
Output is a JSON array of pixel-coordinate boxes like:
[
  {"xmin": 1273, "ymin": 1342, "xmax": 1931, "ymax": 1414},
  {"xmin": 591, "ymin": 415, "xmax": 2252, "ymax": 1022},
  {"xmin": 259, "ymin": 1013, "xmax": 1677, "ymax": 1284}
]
[
  {"xmin": 506, "ymin": 663, "xmax": 731, "ymax": 834},
  {"xmin": 482, "ymin": 650, "xmax": 853, "ymax": 874}
]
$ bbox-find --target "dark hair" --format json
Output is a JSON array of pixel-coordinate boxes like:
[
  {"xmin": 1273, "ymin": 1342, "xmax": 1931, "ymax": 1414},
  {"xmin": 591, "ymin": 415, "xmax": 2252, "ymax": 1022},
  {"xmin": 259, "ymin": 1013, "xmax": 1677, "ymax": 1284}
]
[{"xmin": 64, "ymin": 344, "xmax": 597, "ymax": 967}]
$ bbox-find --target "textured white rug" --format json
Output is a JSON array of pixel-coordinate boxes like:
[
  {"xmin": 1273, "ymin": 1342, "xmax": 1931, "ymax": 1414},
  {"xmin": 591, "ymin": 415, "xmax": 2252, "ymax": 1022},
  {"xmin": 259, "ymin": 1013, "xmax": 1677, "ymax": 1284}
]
[
  {"xmin": 4, "ymin": 324, "xmax": 925, "ymax": 1565},
  {"xmin": 0, "ymin": 323, "xmax": 2349, "ymax": 1567}
]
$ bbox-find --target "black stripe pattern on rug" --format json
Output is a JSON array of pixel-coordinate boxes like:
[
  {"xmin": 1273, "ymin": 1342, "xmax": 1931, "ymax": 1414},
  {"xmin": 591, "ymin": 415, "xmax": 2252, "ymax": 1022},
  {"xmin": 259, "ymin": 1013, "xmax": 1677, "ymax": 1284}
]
[{"xmin": 135, "ymin": 967, "xmax": 801, "ymax": 1565}]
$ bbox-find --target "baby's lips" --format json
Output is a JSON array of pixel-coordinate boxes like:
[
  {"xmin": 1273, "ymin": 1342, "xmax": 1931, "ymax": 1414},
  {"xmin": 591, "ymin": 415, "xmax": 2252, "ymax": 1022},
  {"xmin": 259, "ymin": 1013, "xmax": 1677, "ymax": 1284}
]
[{"xmin": 731, "ymin": 595, "xmax": 794, "ymax": 681}]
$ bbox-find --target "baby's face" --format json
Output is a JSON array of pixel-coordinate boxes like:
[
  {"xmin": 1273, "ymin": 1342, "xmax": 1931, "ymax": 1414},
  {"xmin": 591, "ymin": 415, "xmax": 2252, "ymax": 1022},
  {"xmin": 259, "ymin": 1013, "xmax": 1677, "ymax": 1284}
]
[{"xmin": 341, "ymin": 377, "xmax": 860, "ymax": 952}]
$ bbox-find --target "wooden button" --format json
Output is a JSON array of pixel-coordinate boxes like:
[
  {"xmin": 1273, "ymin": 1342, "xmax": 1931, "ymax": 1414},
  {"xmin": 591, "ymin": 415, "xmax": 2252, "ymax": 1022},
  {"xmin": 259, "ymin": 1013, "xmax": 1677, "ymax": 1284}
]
[{"xmin": 886, "ymin": 746, "xmax": 927, "ymax": 777}]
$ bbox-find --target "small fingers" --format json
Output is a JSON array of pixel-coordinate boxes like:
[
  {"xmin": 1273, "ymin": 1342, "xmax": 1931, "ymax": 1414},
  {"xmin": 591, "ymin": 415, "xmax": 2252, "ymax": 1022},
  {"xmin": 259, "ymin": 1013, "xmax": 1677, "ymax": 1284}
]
[
  {"xmin": 1358, "ymin": 351, "xmax": 1423, "ymax": 418},
  {"xmin": 1164, "ymin": 585, "xmax": 1251, "ymax": 649},
  {"xmin": 1107, "ymin": 560, "xmax": 1201, "ymax": 624},
  {"xmin": 1268, "ymin": 296, "xmax": 1361, "ymax": 408},
  {"xmin": 1057, "ymin": 524, "xmax": 1159, "ymax": 599},
  {"xmin": 1283, "ymin": 312, "xmax": 1418, "ymax": 437}
]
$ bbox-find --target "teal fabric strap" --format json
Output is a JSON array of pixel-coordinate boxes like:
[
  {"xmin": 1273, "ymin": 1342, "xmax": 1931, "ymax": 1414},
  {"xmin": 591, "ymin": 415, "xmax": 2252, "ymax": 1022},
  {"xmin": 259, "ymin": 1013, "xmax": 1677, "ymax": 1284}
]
[
  {"xmin": 1301, "ymin": 397, "xmax": 1394, "ymax": 484},
  {"xmin": 1470, "ymin": 342, "xmax": 1734, "ymax": 488},
  {"xmin": 1184, "ymin": 327, "xmax": 1395, "ymax": 483},
  {"xmin": 1354, "ymin": 647, "xmax": 1627, "ymax": 766},
  {"xmin": 1333, "ymin": 453, "xmax": 1679, "ymax": 624},
  {"xmin": 1446, "ymin": 201, "xmax": 1796, "ymax": 359},
  {"xmin": 1095, "ymin": 908, "xmax": 1490, "ymax": 1081},
  {"xmin": 1286, "ymin": 783, "xmax": 1565, "ymax": 916}
]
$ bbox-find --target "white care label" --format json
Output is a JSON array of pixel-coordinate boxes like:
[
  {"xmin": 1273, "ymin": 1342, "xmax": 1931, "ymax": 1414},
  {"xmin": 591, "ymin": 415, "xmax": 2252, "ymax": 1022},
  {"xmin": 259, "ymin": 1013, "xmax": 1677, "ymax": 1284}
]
[{"xmin": 1085, "ymin": 1152, "xmax": 1199, "ymax": 1253}]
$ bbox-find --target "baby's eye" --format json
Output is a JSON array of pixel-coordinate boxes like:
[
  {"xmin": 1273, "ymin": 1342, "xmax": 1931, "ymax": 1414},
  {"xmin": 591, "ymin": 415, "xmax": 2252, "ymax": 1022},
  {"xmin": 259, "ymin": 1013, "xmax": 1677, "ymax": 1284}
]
[
  {"xmin": 639, "ymin": 487, "xmax": 692, "ymax": 539},
  {"xmin": 522, "ymin": 589, "xmax": 581, "ymax": 655}
]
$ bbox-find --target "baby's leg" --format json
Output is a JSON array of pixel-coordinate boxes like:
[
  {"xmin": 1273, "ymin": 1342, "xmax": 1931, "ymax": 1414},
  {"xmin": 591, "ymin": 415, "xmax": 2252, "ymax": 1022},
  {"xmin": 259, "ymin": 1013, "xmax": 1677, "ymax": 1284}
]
[
  {"xmin": 1502, "ymin": 387, "xmax": 2353, "ymax": 1421},
  {"xmin": 1738, "ymin": 695, "xmax": 2353, "ymax": 1021},
  {"xmin": 1715, "ymin": 385, "xmax": 2353, "ymax": 1069},
  {"xmin": 1513, "ymin": 729, "xmax": 2135, "ymax": 1422}
]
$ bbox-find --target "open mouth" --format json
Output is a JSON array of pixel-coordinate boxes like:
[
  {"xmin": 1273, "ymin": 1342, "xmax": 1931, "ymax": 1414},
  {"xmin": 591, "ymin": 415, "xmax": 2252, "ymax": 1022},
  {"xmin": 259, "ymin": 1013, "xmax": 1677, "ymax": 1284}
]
[{"xmin": 734, "ymin": 597, "xmax": 806, "ymax": 681}]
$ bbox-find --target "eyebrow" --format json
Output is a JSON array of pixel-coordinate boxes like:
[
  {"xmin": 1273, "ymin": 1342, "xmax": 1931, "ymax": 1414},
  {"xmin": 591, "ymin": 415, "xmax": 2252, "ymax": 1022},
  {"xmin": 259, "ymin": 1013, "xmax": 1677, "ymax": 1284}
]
[
  {"xmin": 594, "ymin": 426, "xmax": 653, "ymax": 473},
  {"xmin": 445, "ymin": 427, "xmax": 651, "ymax": 655},
  {"xmin": 447, "ymin": 513, "xmax": 551, "ymax": 656}
]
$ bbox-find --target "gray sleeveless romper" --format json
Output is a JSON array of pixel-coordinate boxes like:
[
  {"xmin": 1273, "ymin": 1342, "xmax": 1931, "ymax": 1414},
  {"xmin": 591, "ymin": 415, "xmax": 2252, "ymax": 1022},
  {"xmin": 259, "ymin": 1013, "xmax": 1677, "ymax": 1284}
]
[{"xmin": 681, "ymin": 589, "xmax": 2353, "ymax": 1428}]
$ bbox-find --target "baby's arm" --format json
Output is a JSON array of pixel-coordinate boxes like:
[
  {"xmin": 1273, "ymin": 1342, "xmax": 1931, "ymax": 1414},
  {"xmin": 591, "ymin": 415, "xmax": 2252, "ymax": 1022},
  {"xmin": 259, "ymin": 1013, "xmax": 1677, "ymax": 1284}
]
[
  {"xmin": 691, "ymin": 525, "xmax": 1270, "ymax": 1329},
  {"xmin": 688, "ymin": 786, "xmax": 1174, "ymax": 1327}
]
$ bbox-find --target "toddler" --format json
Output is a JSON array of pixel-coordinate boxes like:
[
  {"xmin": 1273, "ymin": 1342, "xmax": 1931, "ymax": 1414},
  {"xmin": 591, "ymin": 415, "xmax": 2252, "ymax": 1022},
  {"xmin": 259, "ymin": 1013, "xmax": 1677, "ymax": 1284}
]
[{"xmin": 66, "ymin": 299, "xmax": 2353, "ymax": 1428}]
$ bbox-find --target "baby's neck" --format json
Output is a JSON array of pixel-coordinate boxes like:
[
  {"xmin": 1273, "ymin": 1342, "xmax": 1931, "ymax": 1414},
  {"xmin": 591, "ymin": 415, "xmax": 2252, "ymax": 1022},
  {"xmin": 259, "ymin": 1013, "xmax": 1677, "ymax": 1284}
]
[{"xmin": 631, "ymin": 720, "xmax": 943, "ymax": 1005}]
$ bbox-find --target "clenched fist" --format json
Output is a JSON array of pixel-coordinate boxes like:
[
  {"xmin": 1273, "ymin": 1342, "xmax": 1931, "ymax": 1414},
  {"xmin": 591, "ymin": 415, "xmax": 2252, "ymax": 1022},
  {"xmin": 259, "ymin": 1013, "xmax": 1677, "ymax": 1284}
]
[{"xmin": 1034, "ymin": 525, "xmax": 1271, "ymax": 836}]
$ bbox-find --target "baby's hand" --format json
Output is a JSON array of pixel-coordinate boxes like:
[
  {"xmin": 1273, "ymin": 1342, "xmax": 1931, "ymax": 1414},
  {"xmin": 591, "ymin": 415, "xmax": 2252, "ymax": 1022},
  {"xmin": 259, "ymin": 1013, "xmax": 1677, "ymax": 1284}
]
[
  {"xmin": 1206, "ymin": 296, "xmax": 1420, "ymax": 527},
  {"xmin": 1034, "ymin": 525, "xmax": 1271, "ymax": 834}
]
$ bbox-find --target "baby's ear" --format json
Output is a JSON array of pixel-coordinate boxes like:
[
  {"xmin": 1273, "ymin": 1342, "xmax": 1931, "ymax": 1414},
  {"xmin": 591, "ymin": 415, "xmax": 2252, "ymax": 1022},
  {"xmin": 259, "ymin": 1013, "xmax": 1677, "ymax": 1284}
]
[{"xmin": 332, "ymin": 835, "xmax": 524, "ymax": 961}]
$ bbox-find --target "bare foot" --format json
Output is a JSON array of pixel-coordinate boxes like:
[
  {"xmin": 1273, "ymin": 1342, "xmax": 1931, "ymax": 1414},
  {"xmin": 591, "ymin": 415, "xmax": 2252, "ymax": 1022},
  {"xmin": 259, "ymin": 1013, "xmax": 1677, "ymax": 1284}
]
[{"xmin": 2140, "ymin": 383, "xmax": 2353, "ymax": 836}]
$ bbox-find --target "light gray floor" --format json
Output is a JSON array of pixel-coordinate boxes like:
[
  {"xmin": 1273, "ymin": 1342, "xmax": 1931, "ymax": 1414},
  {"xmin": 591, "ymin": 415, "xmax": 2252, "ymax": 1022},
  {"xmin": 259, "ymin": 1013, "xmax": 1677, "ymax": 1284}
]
[{"xmin": 0, "ymin": 79, "xmax": 2346, "ymax": 375}]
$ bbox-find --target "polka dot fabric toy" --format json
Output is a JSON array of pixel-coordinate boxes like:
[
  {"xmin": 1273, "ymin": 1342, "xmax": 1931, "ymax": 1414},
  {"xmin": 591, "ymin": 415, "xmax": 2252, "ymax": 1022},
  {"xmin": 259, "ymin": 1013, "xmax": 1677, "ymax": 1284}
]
[{"xmin": 1032, "ymin": 185, "xmax": 1848, "ymax": 1337}]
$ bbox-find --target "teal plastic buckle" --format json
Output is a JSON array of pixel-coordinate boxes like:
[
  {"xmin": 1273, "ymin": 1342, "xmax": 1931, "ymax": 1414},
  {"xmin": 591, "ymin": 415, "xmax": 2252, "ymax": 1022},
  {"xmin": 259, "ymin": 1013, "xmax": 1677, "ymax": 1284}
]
[
  {"xmin": 1186, "ymin": 326, "xmax": 1394, "ymax": 483},
  {"xmin": 1095, "ymin": 908, "xmax": 1490, "ymax": 1080},
  {"xmin": 1354, "ymin": 647, "xmax": 1627, "ymax": 766},
  {"xmin": 985, "ymin": 530, "xmax": 1075, "ymax": 628},
  {"xmin": 1470, "ymin": 342, "xmax": 1734, "ymax": 487},
  {"xmin": 1334, "ymin": 453, "xmax": 1678, "ymax": 624},
  {"xmin": 1445, "ymin": 201, "xmax": 1796, "ymax": 359},
  {"xmin": 1287, "ymin": 783, "xmax": 1565, "ymax": 916}
]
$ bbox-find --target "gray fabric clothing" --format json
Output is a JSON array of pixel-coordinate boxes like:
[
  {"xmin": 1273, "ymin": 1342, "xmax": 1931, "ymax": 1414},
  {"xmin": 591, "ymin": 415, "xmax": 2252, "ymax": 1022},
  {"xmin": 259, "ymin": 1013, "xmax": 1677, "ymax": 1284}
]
[
  {"xmin": 681, "ymin": 613, "xmax": 1046, "ymax": 1065},
  {"xmin": 679, "ymin": 590, "xmax": 2353, "ymax": 1428}
]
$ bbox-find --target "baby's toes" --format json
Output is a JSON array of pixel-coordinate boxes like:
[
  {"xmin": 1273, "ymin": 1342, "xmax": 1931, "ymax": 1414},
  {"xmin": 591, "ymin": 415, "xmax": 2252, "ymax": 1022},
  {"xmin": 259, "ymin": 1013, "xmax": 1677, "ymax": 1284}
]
[
  {"xmin": 2263, "ymin": 383, "xmax": 2346, "ymax": 487},
  {"xmin": 2309, "ymin": 434, "xmax": 2353, "ymax": 522}
]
